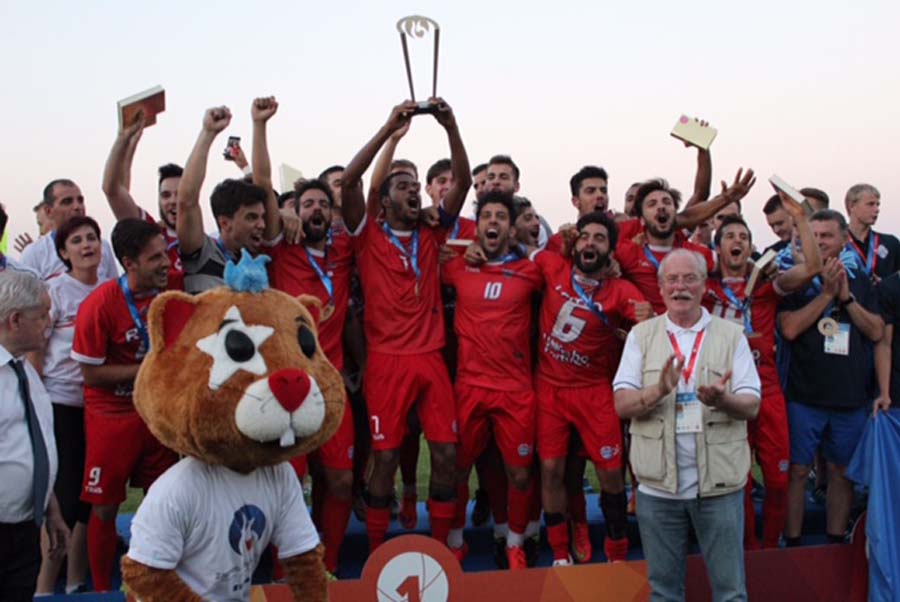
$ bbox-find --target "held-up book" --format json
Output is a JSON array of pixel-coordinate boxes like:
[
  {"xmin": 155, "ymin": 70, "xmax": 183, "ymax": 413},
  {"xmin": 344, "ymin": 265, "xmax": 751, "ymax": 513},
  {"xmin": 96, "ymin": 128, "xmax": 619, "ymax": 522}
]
[
  {"xmin": 117, "ymin": 85, "xmax": 165, "ymax": 129},
  {"xmin": 768, "ymin": 175, "xmax": 805, "ymax": 204},
  {"xmin": 670, "ymin": 115, "xmax": 717, "ymax": 150}
]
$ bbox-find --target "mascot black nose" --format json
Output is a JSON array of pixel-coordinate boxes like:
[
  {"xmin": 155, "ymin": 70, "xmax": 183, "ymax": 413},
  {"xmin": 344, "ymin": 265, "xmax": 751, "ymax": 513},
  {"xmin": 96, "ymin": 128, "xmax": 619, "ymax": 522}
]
[{"xmin": 268, "ymin": 369, "xmax": 311, "ymax": 413}]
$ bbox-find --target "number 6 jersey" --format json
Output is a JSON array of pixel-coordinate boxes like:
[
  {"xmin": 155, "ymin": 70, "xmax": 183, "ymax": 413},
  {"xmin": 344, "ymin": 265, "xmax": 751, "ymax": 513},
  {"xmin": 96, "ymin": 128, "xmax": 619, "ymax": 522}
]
[{"xmin": 533, "ymin": 250, "xmax": 645, "ymax": 388}]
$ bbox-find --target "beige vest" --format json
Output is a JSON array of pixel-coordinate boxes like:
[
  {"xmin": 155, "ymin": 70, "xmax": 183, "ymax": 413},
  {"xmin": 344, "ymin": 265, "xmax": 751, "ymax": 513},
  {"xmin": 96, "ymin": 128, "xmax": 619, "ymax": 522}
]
[{"xmin": 628, "ymin": 313, "xmax": 751, "ymax": 497}]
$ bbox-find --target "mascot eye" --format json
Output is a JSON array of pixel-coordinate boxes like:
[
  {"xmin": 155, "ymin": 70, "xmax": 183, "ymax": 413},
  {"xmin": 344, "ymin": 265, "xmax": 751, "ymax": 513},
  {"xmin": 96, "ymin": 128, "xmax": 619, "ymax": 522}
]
[
  {"xmin": 225, "ymin": 330, "xmax": 256, "ymax": 362},
  {"xmin": 298, "ymin": 325, "xmax": 317, "ymax": 358}
]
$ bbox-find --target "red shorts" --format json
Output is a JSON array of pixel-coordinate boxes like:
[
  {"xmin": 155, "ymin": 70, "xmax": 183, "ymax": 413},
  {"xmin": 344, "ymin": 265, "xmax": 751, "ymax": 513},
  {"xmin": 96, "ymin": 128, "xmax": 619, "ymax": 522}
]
[
  {"xmin": 81, "ymin": 409, "xmax": 177, "ymax": 505},
  {"xmin": 455, "ymin": 382, "xmax": 535, "ymax": 469},
  {"xmin": 364, "ymin": 350, "xmax": 456, "ymax": 451},
  {"xmin": 536, "ymin": 379, "xmax": 622, "ymax": 470},
  {"xmin": 289, "ymin": 399, "xmax": 356, "ymax": 476},
  {"xmin": 749, "ymin": 378, "xmax": 790, "ymax": 488}
]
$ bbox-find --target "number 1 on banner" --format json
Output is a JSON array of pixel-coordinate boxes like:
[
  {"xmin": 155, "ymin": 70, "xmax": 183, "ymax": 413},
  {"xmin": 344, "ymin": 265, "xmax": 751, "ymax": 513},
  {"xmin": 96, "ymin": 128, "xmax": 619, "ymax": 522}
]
[{"xmin": 397, "ymin": 575, "xmax": 421, "ymax": 602}]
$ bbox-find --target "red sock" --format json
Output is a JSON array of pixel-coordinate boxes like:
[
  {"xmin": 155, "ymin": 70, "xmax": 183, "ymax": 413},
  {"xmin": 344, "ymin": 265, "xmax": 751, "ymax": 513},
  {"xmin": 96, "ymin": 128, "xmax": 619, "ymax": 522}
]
[
  {"xmin": 322, "ymin": 494, "xmax": 352, "ymax": 572},
  {"xmin": 546, "ymin": 523, "xmax": 570, "ymax": 560},
  {"xmin": 87, "ymin": 514, "xmax": 118, "ymax": 592},
  {"xmin": 483, "ymin": 461, "xmax": 509, "ymax": 524},
  {"xmin": 762, "ymin": 483, "xmax": 788, "ymax": 549},
  {"xmin": 568, "ymin": 487, "xmax": 587, "ymax": 524},
  {"xmin": 508, "ymin": 479, "xmax": 534, "ymax": 535},
  {"xmin": 453, "ymin": 482, "xmax": 469, "ymax": 529},
  {"xmin": 428, "ymin": 499, "xmax": 457, "ymax": 545},
  {"xmin": 366, "ymin": 505, "xmax": 391, "ymax": 551}
]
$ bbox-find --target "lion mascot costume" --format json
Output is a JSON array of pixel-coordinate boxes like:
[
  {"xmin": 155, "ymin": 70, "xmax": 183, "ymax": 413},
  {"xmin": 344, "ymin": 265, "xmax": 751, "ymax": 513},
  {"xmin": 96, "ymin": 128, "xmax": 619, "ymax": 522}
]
[{"xmin": 121, "ymin": 252, "xmax": 344, "ymax": 601}]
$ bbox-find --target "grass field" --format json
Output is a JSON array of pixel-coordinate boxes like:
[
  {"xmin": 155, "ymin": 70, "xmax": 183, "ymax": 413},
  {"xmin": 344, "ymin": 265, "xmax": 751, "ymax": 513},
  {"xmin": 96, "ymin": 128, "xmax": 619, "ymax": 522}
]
[{"xmin": 119, "ymin": 437, "xmax": 764, "ymax": 515}]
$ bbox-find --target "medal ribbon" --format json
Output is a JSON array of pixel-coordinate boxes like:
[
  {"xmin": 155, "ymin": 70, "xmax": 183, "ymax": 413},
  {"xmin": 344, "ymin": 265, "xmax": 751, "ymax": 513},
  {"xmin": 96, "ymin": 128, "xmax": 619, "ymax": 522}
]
[
  {"xmin": 450, "ymin": 218, "xmax": 461, "ymax": 239},
  {"xmin": 381, "ymin": 223, "xmax": 420, "ymax": 282},
  {"xmin": 849, "ymin": 233, "xmax": 878, "ymax": 277},
  {"xmin": 643, "ymin": 245, "xmax": 662, "ymax": 270},
  {"xmin": 720, "ymin": 282, "xmax": 753, "ymax": 335},
  {"xmin": 305, "ymin": 247, "xmax": 333, "ymax": 303},
  {"xmin": 118, "ymin": 275, "xmax": 152, "ymax": 351},
  {"xmin": 667, "ymin": 330, "xmax": 706, "ymax": 384},
  {"xmin": 570, "ymin": 270, "xmax": 610, "ymax": 327}
]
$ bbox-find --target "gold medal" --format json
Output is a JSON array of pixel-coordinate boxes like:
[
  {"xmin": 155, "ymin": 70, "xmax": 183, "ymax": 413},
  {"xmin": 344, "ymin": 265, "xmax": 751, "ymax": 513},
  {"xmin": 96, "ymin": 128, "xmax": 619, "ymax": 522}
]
[
  {"xmin": 817, "ymin": 317, "xmax": 839, "ymax": 337},
  {"xmin": 320, "ymin": 302, "xmax": 335, "ymax": 322}
]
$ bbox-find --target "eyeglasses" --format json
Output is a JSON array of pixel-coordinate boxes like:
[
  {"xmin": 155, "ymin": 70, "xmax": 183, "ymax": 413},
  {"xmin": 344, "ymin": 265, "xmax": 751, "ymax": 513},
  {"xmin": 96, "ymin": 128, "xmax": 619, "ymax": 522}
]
[{"xmin": 662, "ymin": 274, "xmax": 703, "ymax": 285}]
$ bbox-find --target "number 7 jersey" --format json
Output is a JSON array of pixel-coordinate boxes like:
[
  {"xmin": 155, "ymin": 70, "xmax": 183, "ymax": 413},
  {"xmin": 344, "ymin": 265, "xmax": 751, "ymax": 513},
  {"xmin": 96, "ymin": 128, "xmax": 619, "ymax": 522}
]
[{"xmin": 533, "ymin": 250, "xmax": 645, "ymax": 387}]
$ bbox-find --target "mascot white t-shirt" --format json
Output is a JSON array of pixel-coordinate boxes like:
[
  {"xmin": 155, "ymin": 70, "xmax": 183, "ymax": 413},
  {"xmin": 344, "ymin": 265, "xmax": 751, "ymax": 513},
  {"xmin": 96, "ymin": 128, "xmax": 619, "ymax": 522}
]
[{"xmin": 128, "ymin": 457, "xmax": 319, "ymax": 600}]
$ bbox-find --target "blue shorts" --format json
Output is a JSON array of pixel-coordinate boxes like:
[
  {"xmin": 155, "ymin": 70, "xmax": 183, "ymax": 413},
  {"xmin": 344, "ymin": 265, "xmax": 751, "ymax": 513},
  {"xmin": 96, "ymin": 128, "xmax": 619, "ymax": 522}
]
[{"xmin": 787, "ymin": 402, "xmax": 867, "ymax": 467}]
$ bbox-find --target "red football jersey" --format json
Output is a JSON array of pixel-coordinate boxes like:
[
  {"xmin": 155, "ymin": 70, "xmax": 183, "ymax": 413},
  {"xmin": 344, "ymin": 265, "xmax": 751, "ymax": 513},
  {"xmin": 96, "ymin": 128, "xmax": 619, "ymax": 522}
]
[
  {"xmin": 442, "ymin": 255, "xmax": 543, "ymax": 391},
  {"xmin": 617, "ymin": 219, "xmax": 642, "ymax": 241},
  {"xmin": 534, "ymin": 251, "xmax": 644, "ymax": 387},
  {"xmin": 140, "ymin": 208, "xmax": 184, "ymax": 291},
  {"xmin": 352, "ymin": 215, "xmax": 448, "ymax": 355},
  {"xmin": 546, "ymin": 232, "xmax": 564, "ymax": 255},
  {"xmin": 267, "ymin": 233, "xmax": 353, "ymax": 371},
  {"xmin": 703, "ymin": 278, "xmax": 781, "ymax": 386},
  {"xmin": 71, "ymin": 279, "xmax": 158, "ymax": 415},
  {"xmin": 616, "ymin": 239, "xmax": 715, "ymax": 315}
]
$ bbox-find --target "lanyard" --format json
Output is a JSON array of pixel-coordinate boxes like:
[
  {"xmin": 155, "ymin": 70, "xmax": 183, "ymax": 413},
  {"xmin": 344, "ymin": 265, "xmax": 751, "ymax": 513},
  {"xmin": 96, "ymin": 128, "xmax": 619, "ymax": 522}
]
[
  {"xmin": 118, "ymin": 275, "xmax": 151, "ymax": 351},
  {"xmin": 667, "ymin": 329, "xmax": 705, "ymax": 384},
  {"xmin": 489, "ymin": 252, "xmax": 520, "ymax": 265},
  {"xmin": 720, "ymin": 281, "xmax": 753, "ymax": 335},
  {"xmin": 451, "ymin": 218, "xmax": 461, "ymax": 239},
  {"xmin": 304, "ymin": 247, "xmax": 333, "ymax": 303},
  {"xmin": 570, "ymin": 270, "xmax": 610, "ymax": 327},
  {"xmin": 381, "ymin": 222, "xmax": 420, "ymax": 282},
  {"xmin": 166, "ymin": 239, "xmax": 179, "ymax": 252},
  {"xmin": 643, "ymin": 245, "xmax": 662, "ymax": 270},
  {"xmin": 214, "ymin": 238, "xmax": 236, "ymax": 263},
  {"xmin": 850, "ymin": 233, "xmax": 879, "ymax": 277}
]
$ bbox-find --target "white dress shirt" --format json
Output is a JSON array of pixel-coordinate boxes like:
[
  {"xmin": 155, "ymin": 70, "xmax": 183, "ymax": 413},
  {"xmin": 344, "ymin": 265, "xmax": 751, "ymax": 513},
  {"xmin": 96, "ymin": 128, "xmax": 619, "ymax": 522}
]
[{"xmin": 0, "ymin": 343, "xmax": 58, "ymax": 522}]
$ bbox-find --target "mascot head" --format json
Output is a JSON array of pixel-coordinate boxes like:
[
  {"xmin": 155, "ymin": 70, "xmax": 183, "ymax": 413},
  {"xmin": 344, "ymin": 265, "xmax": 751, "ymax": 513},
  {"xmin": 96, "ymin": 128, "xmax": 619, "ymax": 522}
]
[{"xmin": 133, "ymin": 251, "xmax": 345, "ymax": 473}]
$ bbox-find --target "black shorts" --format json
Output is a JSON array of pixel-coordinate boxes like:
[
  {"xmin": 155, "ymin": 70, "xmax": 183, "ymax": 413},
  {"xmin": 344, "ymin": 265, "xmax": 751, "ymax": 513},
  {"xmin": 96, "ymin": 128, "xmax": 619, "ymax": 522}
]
[{"xmin": 52, "ymin": 404, "xmax": 91, "ymax": 527}]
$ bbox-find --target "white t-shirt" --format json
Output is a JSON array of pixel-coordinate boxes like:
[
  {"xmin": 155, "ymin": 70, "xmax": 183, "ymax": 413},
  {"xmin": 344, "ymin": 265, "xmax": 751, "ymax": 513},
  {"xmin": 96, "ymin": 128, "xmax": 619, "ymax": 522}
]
[
  {"xmin": 613, "ymin": 308, "xmax": 760, "ymax": 500},
  {"xmin": 43, "ymin": 273, "xmax": 108, "ymax": 406},
  {"xmin": 20, "ymin": 233, "xmax": 119, "ymax": 282},
  {"xmin": 127, "ymin": 458, "xmax": 319, "ymax": 601}
]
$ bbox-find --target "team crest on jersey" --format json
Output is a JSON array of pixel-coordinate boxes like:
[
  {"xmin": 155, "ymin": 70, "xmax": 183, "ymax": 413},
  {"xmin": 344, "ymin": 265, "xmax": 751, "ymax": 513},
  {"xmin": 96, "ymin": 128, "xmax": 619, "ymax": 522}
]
[
  {"xmin": 878, "ymin": 244, "xmax": 889, "ymax": 259},
  {"xmin": 778, "ymin": 459, "xmax": 789, "ymax": 473},
  {"xmin": 600, "ymin": 445, "xmax": 621, "ymax": 460},
  {"xmin": 517, "ymin": 443, "xmax": 531, "ymax": 457}
]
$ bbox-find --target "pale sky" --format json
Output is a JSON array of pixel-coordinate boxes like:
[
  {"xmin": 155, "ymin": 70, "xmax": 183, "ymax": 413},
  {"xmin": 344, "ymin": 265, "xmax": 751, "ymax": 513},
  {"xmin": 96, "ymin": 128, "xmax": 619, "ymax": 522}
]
[{"xmin": 2, "ymin": 0, "xmax": 899, "ymax": 254}]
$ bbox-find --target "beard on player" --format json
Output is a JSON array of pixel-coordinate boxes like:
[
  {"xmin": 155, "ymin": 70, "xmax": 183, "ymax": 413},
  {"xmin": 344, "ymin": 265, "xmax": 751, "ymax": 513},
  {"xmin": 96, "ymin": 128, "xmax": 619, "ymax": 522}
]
[
  {"xmin": 302, "ymin": 208, "xmax": 331, "ymax": 244},
  {"xmin": 478, "ymin": 224, "xmax": 512, "ymax": 259},
  {"xmin": 644, "ymin": 207, "xmax": 676, "ymax": 240},
  {"xmin": 574, "ymin": 244, "xmax": 609, "ymax": 276}
]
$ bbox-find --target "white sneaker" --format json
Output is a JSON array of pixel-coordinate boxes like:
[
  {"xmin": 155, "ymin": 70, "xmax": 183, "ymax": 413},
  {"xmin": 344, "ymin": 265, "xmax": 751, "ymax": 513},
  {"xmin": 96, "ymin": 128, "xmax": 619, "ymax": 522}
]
[{"xmin": 552, "ymin": 555, "xmax": 574, "ymax": 567}]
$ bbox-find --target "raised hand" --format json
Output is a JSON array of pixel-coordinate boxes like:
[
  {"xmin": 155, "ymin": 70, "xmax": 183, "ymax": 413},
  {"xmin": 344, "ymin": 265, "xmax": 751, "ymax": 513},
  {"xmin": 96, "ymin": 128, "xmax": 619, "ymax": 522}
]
[
  {"xmin": 681, "ymin": 117, "xmax": 710, "ymax": 148},
  {"xmin": 820, "ymin": 257, "xmax": 842, "ymax": 298},
  {"xmin": 386, "ymin": 101, "xmax": 418, "ymax": 136},
  {"xmin": 429, "ymin": 97, "xmax": 457, "ymax": 130},
  {"xmin": 658, "ymin": 354, "xmax": 681, "ymax": 397},
  {"xmin": 778, "ymin": 190, "xmax": 806, "ymax": 221},
  {"xmin": 698, "ymin": 370, "xmax": 732, "ymax": 408},
  {"xmin": 203, "ymin": 106, "xmax": 232, "ymax": 133},
  {"xmin": 120, "ymin": 109, "xmax": 146, "ymax": 139},
  {"xmin": 13, "ymin": 232, "xmax": 33, "ymax": 254},
  {"xmin": 252, "ymin": 96, "xmax": 279, "ymax": 123},
  {"xmin": 390, "ymin": 120, "xmax": 411, "ymax": 142},
  {"xmin": 720, "ymin": 168, "xmax": 756, "ymax": 203}
]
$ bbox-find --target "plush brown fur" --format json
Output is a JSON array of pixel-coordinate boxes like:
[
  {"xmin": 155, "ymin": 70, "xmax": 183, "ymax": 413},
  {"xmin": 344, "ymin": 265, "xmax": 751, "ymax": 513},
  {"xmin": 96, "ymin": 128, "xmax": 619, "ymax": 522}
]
[{"xmin": 123, "ymin": 287, "xmax": 343, "ymax": 601}]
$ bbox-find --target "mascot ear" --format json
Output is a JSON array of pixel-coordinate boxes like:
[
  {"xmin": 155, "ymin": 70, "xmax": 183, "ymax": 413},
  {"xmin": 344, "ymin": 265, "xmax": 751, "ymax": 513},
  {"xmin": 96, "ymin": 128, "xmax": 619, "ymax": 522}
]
[
  {"xmin": 148, "ymin": 291, "xmax": 201, "ymax": 350},
  {"xmin": 296, "ymin": 294, "xmax": 323, "ymax": 325}
]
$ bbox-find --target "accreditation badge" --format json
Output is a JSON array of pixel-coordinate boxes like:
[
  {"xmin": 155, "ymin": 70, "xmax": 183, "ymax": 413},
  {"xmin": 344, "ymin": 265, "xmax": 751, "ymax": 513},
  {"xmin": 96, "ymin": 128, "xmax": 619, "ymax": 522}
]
[{"xmin": 675, "ymin": 392, "xmax": 703, "ymax": 434}]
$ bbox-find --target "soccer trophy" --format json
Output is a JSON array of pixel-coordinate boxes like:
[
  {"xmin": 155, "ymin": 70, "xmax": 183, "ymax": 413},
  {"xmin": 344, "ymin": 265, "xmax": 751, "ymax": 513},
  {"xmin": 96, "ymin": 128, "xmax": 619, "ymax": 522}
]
[{"xmin": 396, "ymin": 15, "xmax": 440, "ymax": 115}]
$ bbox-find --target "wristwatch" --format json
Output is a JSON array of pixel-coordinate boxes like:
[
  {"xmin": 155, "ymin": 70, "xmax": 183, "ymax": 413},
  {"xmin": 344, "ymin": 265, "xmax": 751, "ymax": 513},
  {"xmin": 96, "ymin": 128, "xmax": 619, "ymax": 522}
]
[{"xmin": 840, "ymin": 293, "xmax": 857, "ymax": 309}]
